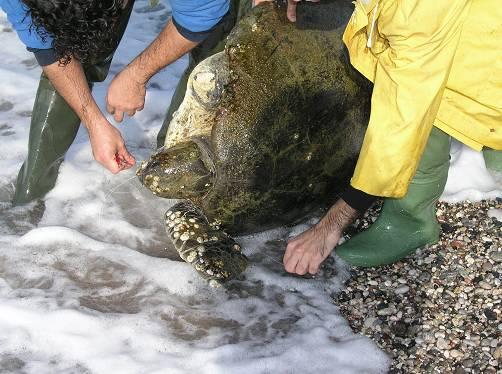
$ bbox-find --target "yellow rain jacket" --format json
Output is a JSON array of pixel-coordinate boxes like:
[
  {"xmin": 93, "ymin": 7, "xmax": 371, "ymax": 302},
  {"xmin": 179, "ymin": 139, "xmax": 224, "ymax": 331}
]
[{"xmin": 343, "ymin": 0, "xmax": 502, "ymax": 197}]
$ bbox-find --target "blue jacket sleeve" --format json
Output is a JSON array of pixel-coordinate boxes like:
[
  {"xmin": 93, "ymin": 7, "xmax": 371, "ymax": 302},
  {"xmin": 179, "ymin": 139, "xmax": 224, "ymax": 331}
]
[
  {"xmin": 1, "ymin": 0, "xmax": 53, "ymax": 49},
  {"xmin": 170, "ymin": 0, "xmax": 230, "ymax": 42},
  {"xmin": 1, "ymin": 0, "xmax": 57, "ymax": 65}
]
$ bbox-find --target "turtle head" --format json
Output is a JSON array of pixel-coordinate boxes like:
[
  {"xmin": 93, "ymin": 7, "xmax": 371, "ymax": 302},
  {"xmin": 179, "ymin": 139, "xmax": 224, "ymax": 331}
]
[{"xmin": 137, "ymin": 140, "xmax": 214, "ymax": 199}]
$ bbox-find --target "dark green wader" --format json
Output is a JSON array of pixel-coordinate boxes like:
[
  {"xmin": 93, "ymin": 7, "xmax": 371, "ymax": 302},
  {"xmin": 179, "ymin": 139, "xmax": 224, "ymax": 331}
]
[
  {"xmin": 156, "ymin": 0, "xmax": 251, "ymax": 148},
  {"xmin": 12, "ymin": 1, "xmax": 136, "ymax": 205}
]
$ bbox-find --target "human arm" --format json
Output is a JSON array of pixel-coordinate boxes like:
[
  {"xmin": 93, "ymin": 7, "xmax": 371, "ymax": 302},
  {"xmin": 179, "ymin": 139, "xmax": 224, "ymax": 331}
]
[
  {"xmin": 106, "ymin": 20, "xmax": 199, "ymax": 122},
  {"xmin": 1, "ymin": 0, "xmax": 134, "ymax": 172},
  {"xmin": 106, "ymin": 0, "xmax": 233, "ymax": 122},
  {"xmin": 284, "ymin": 199, "xmax": 358, "ymax": 275},
  {"xmin": 43, "ymin": 59, "xmax": 135, "ymax": 173}
]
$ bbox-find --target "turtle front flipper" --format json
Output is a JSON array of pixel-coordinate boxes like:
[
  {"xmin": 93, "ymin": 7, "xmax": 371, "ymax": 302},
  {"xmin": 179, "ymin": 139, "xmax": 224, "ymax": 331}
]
[{"xmin": 165, "ymin": 201, "xmax": 248, "ymax": 285}]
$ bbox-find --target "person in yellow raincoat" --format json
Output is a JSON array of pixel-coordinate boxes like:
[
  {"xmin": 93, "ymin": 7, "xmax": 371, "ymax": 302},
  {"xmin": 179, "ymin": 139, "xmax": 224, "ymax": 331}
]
[{"xmin": 282, "ymin": 0, "xmax": 502, "ymax": 275}]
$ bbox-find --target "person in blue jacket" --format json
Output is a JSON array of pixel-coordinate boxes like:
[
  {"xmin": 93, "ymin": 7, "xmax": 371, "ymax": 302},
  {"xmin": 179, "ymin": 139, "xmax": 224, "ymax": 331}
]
[{"xmin": 0, "ymin": 0, "xmax": 249, "ymax": 205}]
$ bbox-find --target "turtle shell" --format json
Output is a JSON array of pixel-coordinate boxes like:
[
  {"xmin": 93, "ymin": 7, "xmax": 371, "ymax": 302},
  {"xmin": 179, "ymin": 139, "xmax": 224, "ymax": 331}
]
[{"xmin": 191, "ymin": 0, "xmax": 372, "ymax": 234}]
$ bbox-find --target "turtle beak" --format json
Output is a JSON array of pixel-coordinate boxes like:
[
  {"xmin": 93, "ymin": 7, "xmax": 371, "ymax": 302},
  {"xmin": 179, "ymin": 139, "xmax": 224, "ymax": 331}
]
[{"xmin": 137, "ymin": 141, "xmax": 214, "ymax": 199}]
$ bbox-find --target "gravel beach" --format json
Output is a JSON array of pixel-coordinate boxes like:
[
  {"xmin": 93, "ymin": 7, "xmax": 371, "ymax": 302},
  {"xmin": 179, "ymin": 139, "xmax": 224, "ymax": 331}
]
[{"xmin": 336, "ymin": 198, "xmax": 501, "ymax": 373}]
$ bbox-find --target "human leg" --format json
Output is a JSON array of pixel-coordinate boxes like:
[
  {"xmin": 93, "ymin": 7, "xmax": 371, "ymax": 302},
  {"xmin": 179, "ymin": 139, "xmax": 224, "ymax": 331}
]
[
  {"xmin": 482, "ymin": 148, "xmax": 502, "ymax": 173},
  {"xmin": 13, "ymin": 1, "xmax": 136, "ymax": 205},
  {"xmin": 336, "ymin": 127, "xmax": 451, "ymax": 267}
]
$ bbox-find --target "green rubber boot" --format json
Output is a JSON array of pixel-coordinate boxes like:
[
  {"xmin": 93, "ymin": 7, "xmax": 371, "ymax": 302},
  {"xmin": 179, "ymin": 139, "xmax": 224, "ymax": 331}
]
[
  {"xmin": 156, "ymin": 0, "xmax": 251, "ymax": 148},
  {"xmin": 482, "ymin": 148, "xmax": 502, "ymax": 173},
  {"xmin": 336, "ymin": 127, "xmax": 451, "ymax": 267},
  {"xmin": 13, "ymin": 2, "xmax": 135, "ymax": 206},
  {"xmin": 13, "ymin": 75, "xmax": 83, "ymax": 205}
]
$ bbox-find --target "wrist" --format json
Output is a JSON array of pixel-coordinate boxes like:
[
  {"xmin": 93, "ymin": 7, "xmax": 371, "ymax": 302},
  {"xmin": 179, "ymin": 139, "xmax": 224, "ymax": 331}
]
[
  {"xmin": 318, "ymin": 199, "xmax": 358, "ymax": 239},
  {"xmin": 126, "ymin": 60, "xmax": 151, "ymax": 86},
  {"xmin": 85, "ymin": 116, "xmax": 111, "ymax": 133}
]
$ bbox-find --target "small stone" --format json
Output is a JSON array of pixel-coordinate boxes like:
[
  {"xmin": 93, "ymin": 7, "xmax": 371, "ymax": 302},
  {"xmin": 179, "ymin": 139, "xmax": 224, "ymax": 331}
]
[
  {"xmin": 450, "ymin": 349, "xmax": 463, "ymax": 359},
  {"xmin": 483, "ymin": 308, "xmax": 497, "ymax": 321},
  {"xmin": 394, "ymin": 285, "xmax": 410, "ymax": 295},
  {"xmin": 489, "ymin": 251, "xmax": 502, "ymax": 263},
  {"xmin": 419, "ymin": 272, "xmax": 431, "ymax": 282},
  {"xmin": 436, "ymin": 337, "xmax": 449, "ymax": 350},
  {"xmin": 478, "ymin": 281, "xmax": 492, "ymax": 290},
  {"xmin": 493, "ymin": 347, "xmax": 502, "ymax": 360},
  {"xmin": 481, "ymin": 338, "xmax": 492, "ymax": 347},
  {"xmin": 462, "ymin": 359, "xmax": 474, "ymax": 368},
  {"xmin": 482, "ymin": 261, "xmax": 493, "ymax": 272},
  {"xmin": 391, "ymin": 321, "xmax": 408, "ymax": 337},
  {"xmin": 451, "ymin": 240, "xmax": 465, "ymax": 249},
  {"xmin": 377, "ymin": 307, "xmax": 395, "ymax": 316},
  {"xmin": 441, "ymin": 222, "xmax": 455, "ymax": 233},
  {"xmin": 364, "ymin": 317, "xmax": 377, "ymax": 329},
  {"xmin": 453, "ymin": 368, "xmax": 466, "ymax": 374}
]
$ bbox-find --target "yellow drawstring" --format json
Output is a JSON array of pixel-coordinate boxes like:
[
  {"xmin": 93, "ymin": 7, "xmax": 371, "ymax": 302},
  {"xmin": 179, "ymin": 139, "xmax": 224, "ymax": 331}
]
[{"xmin": 366, "ymin": 1, "xmax": 379, "ymax": 48}]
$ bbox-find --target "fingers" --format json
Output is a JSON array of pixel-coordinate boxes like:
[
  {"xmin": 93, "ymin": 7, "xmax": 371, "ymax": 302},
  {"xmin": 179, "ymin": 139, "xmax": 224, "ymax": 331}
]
[
  {"xmin": 113, "ymin": 109, "xmax": 125, "ymax": 123},
  {"xmin": 118, "ymin": 144, "xmax": 136, "ymax": 169},
  {"xmin": 295, "ymin": 251, "xmax": 312, "ymax": 275},
  {"xmin": 252, "ymin": 0, "xmax": 274, "ymax": 6},
  {"xmin": 106, "ymin": 105, "xmax": 139, "ymax": 122},
  {"xmin": 285, "ymin": 242, "xmax": 322, "ymax": 275},
  {"xmin": 106, "ymin": 102, "xmax": 115, "ymax": 116},
  {"xmin": 89, "ymin": 123, "xmax": 136, "ymax": 173},
  {"xmin": 287, "ymin": 0, "xmax": 300, "ymax": 22},
  {"xmin": 283, "ymin": 224, "xmax": 335, "ymax": 275},
  {"xmin": 284, "ymin": 241, "xmax": 302, "ymax": 273}
]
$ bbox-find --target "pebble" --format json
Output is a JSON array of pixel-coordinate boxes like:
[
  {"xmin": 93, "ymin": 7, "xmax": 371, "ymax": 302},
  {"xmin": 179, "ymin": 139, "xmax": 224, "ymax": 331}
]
[
  {"xmin": 377, "ymin": 307, "xmax": 395, "ymax": 316},
  {"xmin": 394, "ymin": 285, "xmax": 410, "ymax": 295},
  {"xmin": 489, "ymin": 251, "xmax": 502, "ymax": 263},
  {"xmin": 483, "ymin": 308, "xmax": 497, "ymax": 321},
  {"xmin": 437, "ymin": 337, "xmax": 450, "ymax": 350},
  {"xmin": 450, "ymin": 349, "xmax": 463, "ymax": 359},
  {"xmin": 493, "ymin": 347, "xmax": 502, "ymax": 360},
  {"xmin": 482, "ymin": 261, "xmax": 493, "ymax": 272},
  {"xmin": 478, "ymin": 281, "xmax": 492, "ymax": 290}
]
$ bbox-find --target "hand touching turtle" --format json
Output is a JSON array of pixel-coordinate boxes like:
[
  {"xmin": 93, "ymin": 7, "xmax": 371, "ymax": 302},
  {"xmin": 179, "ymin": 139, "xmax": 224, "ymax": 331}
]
[{"xmin": 254, "ymin": 0, "xmax": 321, "ymax": 22}]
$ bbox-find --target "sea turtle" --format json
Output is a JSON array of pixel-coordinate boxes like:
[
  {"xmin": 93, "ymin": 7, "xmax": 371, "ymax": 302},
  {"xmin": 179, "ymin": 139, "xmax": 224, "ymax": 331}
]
[{"xmin": 137, "ymin": 0, "xmax": 372, "ymax": 284}]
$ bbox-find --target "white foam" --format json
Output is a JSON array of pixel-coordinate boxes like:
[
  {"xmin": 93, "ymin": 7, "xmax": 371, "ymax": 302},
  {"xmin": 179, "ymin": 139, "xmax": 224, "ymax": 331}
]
[{"xmin": 442, "ymin": 140, "xmax": 501, "ymax": 202}]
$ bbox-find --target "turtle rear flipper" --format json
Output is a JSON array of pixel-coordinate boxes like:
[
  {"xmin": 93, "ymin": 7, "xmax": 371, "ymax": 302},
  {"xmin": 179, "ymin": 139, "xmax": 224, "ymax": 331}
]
[{"xmin": 165, "ymin": 201, "xmax": 248, "ymax": 285}]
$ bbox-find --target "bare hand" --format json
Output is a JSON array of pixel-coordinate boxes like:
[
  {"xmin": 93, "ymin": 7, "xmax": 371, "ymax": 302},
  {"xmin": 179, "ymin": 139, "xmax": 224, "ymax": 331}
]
[
  {"xmin": 88, "ymin": 121, "xmax": 135, "ymax": 173},
  {"xmin": 253, "ymin": 0, "xmax": 320, "ymax": 22},
  {"xmin": 284, "ymin": 199, "xmax": 358, "ymax": 275},
  {"xmin": 106, "ymin": 67, "xmax": 146, "ymax": 122}
]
